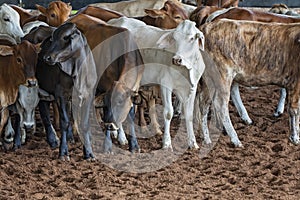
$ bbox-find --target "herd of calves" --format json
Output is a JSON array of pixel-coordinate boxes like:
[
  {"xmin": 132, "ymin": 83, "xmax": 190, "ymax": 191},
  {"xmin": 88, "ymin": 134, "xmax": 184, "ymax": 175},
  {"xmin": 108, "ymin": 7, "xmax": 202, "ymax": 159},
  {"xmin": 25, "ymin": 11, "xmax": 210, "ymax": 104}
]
[{"xmin": 0, "ymin": 0, "xmax": 300, "ymax": 160}]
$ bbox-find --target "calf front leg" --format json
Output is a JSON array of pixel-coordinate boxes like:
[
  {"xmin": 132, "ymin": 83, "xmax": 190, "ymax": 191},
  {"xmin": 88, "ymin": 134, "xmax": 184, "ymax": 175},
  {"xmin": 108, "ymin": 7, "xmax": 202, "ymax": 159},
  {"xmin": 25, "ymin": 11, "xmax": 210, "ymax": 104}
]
[
  {"xmin": 183, "ymin": 91, "xmax": 199, "ymax": 149},
  {"xmin": 274, "ymin": 88, "xmax": 286, "ymax": 117},
  {"xmin": 128, "ymin": 106, "xmax": 140, "ymax": 152},
  {"xmin": 161, "ymin": 87, "xmax": 173, "ymax": 150},
  {"xmin": 218, "ymin": 90, "xmax": 243, "ymax": 147},
  {"xmin": 149, "ymin": 97, "xmax": 162, "ymax": 135},
  {"xmin": 38, "ymin": 101, "xmax": 59, "ymax": 148}
]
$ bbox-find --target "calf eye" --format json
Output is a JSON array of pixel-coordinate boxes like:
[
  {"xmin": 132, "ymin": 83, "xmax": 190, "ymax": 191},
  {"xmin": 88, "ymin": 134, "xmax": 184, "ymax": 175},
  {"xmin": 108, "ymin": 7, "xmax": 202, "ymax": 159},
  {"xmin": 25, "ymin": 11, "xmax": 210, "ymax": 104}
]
[
  {"xmin": 63, "ymin": 36, "xmax": 69, "ymax": 41},
  {"xmin": 16, "ymin": 57, "xmax": 22, "ymax": 64},
  {"xmin": 51, "ymin": 13, "xmax": 56, "ymax": 18},
  {"xmin": 3, "ymin": 17, "xmax": 10, "ymax": 22},
  {"xmin": 174, "ymin": 16, "xmax": 182, "ymax": 19}
]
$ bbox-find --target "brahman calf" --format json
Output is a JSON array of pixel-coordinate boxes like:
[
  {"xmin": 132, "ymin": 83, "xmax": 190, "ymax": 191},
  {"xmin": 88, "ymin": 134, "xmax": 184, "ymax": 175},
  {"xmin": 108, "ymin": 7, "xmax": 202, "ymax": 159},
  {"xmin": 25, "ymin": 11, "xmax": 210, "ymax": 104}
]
[
  {"xmin": 198, "ymin": 19, "xmax": 300, "ymax": 147},
  {"xmin": 108, "ymin": 17, "xmax": 205, "ymax": 149}
]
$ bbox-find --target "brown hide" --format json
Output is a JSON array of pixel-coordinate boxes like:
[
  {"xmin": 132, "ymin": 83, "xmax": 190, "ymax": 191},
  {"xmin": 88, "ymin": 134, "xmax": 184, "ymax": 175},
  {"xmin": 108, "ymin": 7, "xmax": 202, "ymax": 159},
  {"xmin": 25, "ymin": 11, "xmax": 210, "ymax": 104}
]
[
  {"xmin": 196, "ymin": 0, "xmax": 239, "ymax": 8},
  {"xmin": 35, "ymin": 1, "xmax": 72, "ymax": 27},
  {"xmin": 9, "ymin": 4, "xmax": 37, "ymax": 27},
  {"xmin": 201, "ymin": 19, "xmax": 300, "ymax": 108},
  {"xmin": 210, "ymin": 7, "xmax": 300, "ymax": 23},
  {"xmin": 68, "ymin": 14, "xmax": 107, "ymax": 33},
  {"xmin": 191, "ymin": 6, "xmax": 300, "ymax": 27},
  {"xmin": 142, "ymin": 0, "xmax": 188, "ymax": 29},
  {"xmin": 69, "ymin": 15, "xmax": 144, "ymax": 92},
  {"xmin": 190, "ymin": 6, "xmax": 222, "ymax": 26},
  {"xmin": 75, "ymin": 6, "xmax": 124, "ymax": 22},
  {"xmin": 0, "ymin": 40, "xmax": 38, "ymax": 107}
]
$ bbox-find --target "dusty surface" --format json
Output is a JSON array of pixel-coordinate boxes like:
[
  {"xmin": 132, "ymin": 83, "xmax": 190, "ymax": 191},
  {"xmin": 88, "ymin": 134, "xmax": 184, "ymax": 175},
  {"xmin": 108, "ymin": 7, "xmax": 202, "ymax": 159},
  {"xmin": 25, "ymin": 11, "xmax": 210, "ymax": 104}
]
[
  {"xmin": 1, "ymin": 84, "xmax": 300, "ymax": 200},
  {"xmin": 1, "ymin": 6, "xmax": 300, "ymax": 200}
]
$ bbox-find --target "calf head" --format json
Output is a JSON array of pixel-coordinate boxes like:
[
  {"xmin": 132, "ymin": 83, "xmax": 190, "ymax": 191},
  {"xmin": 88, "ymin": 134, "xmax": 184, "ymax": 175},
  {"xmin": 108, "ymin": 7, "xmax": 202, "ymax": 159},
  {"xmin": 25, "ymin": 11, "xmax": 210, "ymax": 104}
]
[
  {"xmin": 144, "ymin": 0, "xmax": 188, "ymax": 29},
  {"xmin": 0, "ymin": 40, "xmax": 39, "ymax": 86},
  {"xmin": 43, "ymin": 22, "xmax": 82, "ymax": 67},
  {"xmin": 0, "ymin": 3, "xmax": 24, "ymax": 43},
  {"xmin": 156, "ymin": 20, "xmax": 204, "ymax": 67},
  {"xmin": 95, "ymin": 81, "xmax": 141, "ymax": 131},
  {"xmin": 269, "ymin": 4, "xmax": 289, "ymax": 15},
  {"xmin": 36, "ymin": 1, "xmax": 72, "ymax": 27},
  {"xmin": 16, "ymin": 85, "xmax": 39, "ymax": 131}
]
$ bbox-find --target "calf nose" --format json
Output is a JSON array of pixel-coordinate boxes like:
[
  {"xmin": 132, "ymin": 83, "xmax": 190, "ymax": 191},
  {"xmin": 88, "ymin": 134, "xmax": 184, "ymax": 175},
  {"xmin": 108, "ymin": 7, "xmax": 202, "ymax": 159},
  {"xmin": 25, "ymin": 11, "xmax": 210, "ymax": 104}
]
[
  {"xmin": 105, "ymin": 123, "xmax": 118, "ymax": 131},
  {"xmin": 27, "ymin": 79, "xmax": 37, "ymax": 87},
  {"xmin": 44, "ymin": 55, "xmax": 51, "ymax": 62},
  {"xmin": 172, "ymin": 56, "xmax": 182, "ymax": 66},
  {"xmin": 24, "ymin": 124, "xmax": 34, "ymax": 131}
]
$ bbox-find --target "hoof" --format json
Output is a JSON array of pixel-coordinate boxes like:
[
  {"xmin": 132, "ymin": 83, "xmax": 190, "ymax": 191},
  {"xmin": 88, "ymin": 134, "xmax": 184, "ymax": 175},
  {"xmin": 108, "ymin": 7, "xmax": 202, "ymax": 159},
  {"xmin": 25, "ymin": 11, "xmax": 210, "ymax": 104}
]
[
  {"xmin": 118, "ymin": 136, "xmax": 128, "ymax": 145},
  {"xmin": 85, "ymin": 156, "xmax": 96, "ymax": 162},
  {"xmin": 162, "ymin": 144, "xmax": 173, "ymax": 151},
  {"xmin": 289, "ymin": 135, "xmax": 299, "ymax": 145},
  {"xmin": 273, "ymin": 111, "xmax": 282, "ymax": 117},
  {"xmin": 243, "ymin": 118, "xmax": 253, "ymax": 125},
  {"xmin": 231, "ymin": 139, "xmax": 243, "ymax": 148},
  {"xmin": 59, "ymin": 155, "xmax": 70, "ymax": 161},
  {"xmin": 203, "ymin": 137, "xmax": 212, "ymax": 145},
  {"xmin": 153, "ymin": 126, "xmax": 163, "ymax": 135},
  {"xmin": 48, "ymin": 140, "xmax": 59, "ymax": 149},
  {"xmin": 188, "ymin": 142, "xmax": 199, "ymax": 150}
]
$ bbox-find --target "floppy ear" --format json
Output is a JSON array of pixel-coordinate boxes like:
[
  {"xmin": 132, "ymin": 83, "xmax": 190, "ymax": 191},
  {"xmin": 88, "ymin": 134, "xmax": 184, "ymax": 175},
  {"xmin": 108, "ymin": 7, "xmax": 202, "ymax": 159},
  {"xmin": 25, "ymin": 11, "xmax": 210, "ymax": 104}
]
[
  {"xmin": 94, "ymin": 93, "xmax": 106, "ymax": 108},
  {"xmin": 67, "ymin": 3, "xmax": 72, "ymax": 11},
  {"xmin": 196, "ymin": 32, "xmax": 205, "ymax": 51},
  {"xmin": 36, "ymin": 4, "xmax": 47, "ymax": 15},
  {"xmin": 144, "ymin": 9, "xmax": 164, "ymax": 18},
  {"xmin": 0, "ymin": 45, "xmax": 13, "ymax": 56},
  {"xmin": 34, "ymin": 43, "xmax": 41, "ymax": 54},
  {"xmin": 157, "ymin": 32, "xmax": 174, "ymax": 49}
]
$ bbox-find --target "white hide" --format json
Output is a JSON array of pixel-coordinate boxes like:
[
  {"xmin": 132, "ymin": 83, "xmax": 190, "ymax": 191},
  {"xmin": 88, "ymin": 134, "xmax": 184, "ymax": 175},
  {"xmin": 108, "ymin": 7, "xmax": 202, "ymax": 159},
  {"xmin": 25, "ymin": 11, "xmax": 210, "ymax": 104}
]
[
  {"xmin": 108, "ymin": 17, "xmax": 205, "ymax": 149},
  {"xmin": 0, "ymin": 4, "xmax": 24, "ymax": 43},
  {"xmin": 91, "ymin": 0, "xmax": 195, "ymax": 17},
  {"xmin": 23, "ymin": 21, "xmax": 49, "ymax": 35}
]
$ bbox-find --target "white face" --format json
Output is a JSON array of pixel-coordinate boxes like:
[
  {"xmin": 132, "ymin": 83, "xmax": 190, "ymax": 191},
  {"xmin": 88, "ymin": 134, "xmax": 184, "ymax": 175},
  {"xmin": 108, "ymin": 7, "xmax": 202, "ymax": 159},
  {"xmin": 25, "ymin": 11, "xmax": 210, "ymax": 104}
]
[
  {"xmin": 172, "ymin": 20, "xmax": 204, "ymax": 67},
  {"xmin": 0, "ymin": 4, "xmax": 24, "ymax": 43}
]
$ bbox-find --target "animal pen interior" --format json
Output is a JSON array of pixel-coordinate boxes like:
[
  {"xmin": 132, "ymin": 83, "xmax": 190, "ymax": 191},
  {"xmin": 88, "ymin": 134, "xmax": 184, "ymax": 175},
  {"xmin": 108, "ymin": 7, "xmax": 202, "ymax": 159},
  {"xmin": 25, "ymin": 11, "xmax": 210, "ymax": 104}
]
[{"xmin": 0, "ymin": 0, "xmax": 300, "ymax": 199}]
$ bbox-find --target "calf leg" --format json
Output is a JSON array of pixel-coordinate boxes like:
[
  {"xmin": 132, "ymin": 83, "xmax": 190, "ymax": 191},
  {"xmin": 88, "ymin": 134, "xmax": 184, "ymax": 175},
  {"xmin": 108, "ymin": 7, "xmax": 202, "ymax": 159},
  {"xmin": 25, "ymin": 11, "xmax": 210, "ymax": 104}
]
[
  {"xmin": 56, "ymin": 96, "xmax": 72, "ymax": 160},
  {"xmin": 274, "ymin": 88, "xmax": 286, "ymax": 117},
  {"xmin": 138, "ymin": 101, "xmax": 148, "ymax": 133},
  {"xmin": 128, "ymin": 106, "xmax": 140, "ymax": 152},
  {"xmin": 183, "ymin": 91, "xmax": 199, "ymax": 149},
  {"xmin": 118, "ymin": 125, "xmax": 128, "ymax": 145},
  {"xmin": 149, "ymin": 97, "xmax": 162, "ymax": 135},
  {"xmin": 216, "ymin": 83, "xmax": 242, "ymax": 147},
  {"xmin": 13, "ymin": 115, "xmax": 21, "ymax": 149},
  {"xmin": 288, "ymin": 89, "xmax": 300, "ymax": 144},
  {"xmin": 38, "ymin": 101, "xmax": 59, "ymax": 148},
  {"xmin": 230, "ymin": 82, "xmax": 252, "ymax": 125},
  {"xmin": 4, "ymin": 117, "xmax": 15, "ymax": 144},
  {"xmin": 161, "ymin": 87, "xmax": 173, "ymax": 149}
]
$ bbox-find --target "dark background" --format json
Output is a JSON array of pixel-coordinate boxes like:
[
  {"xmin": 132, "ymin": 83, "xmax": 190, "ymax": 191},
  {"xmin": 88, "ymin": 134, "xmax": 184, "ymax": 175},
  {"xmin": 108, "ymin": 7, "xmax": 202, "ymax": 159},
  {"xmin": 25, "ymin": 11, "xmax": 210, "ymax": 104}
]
[{"xmin": 1, "ymin": 0, "xmax": 300, "ymax": 10}]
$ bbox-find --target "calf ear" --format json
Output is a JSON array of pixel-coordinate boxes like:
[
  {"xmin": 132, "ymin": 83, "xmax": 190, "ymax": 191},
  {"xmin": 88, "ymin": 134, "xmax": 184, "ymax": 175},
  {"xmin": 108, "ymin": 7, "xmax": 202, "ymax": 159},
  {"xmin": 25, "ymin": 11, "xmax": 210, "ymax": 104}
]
[
  {"xmin": 67, "ymin": 3, "xmax": 72, "ymax": 11},
  {"xmin": 131, "ymin": 91, "xmax": 143, "ymax": 105},
  {"xmin": 157, "ymin": 32, "xmax": 174, "ymax": 49},
  {"xmin": 196, "ymin": 32, "xmax": 205, "ymax": 51},
  {"xmin": 36, "ymin": 4, "xmax": 47, "ymax": 16},
  {"xmin": 144, "ymin": 9, "xmax": 164, "ymax": 18},
  {"xmin": 0, "ymin": 45, "xmax": 13, "ymax": 56},
  {"xmin": 94, "ymin": 93, "xmax": 106, "ymax": 108},
  {"xmin": 34, "ymin": 43, "xmax": 41, "ymax": 54}
]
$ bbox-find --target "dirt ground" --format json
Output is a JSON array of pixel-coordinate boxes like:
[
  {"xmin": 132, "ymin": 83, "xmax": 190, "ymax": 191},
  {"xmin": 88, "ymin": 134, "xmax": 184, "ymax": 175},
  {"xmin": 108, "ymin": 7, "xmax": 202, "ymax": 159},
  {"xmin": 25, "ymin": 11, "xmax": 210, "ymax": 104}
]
[
  {"xmin": 1, "ymin": 84, "xmax": 300, "ymax": 199},
  {"xmin": 1, "ymin": 5, "xmax": 300, "ymax": 200}
]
